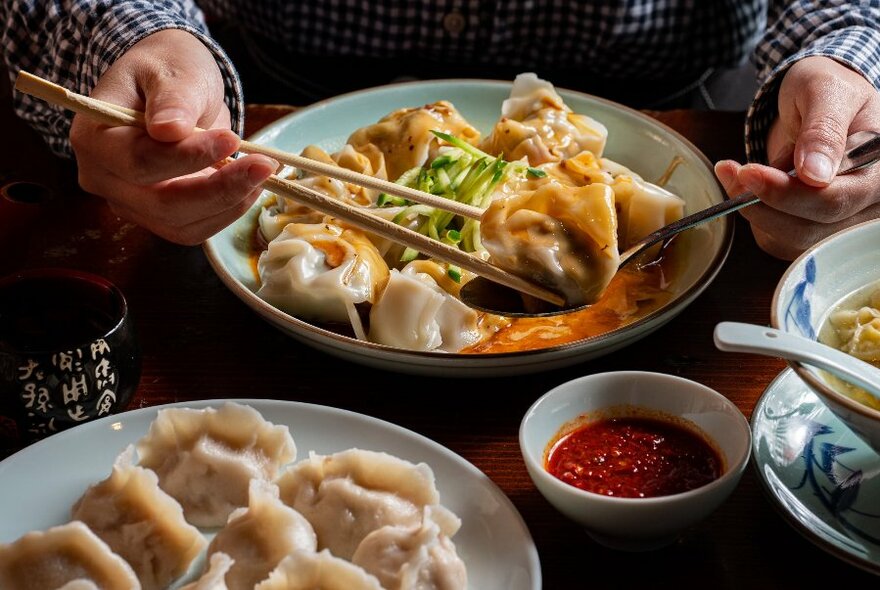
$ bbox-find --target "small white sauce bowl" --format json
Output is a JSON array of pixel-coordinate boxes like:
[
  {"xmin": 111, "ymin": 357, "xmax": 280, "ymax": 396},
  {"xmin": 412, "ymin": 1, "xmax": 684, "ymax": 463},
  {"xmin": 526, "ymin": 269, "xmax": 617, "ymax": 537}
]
[{"xmin": 519, "ymin": 371, "xmax": 751, "ymax": 551}]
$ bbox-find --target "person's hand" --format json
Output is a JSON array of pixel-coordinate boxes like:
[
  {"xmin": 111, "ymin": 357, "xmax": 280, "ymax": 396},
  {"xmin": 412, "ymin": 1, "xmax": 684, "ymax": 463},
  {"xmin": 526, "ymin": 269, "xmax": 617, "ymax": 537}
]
[
  {"xmin": 715, "ymin": 56, "xmax": 880, "ymax": 260},
  {"xmin": 70, "ymin": 29, "xmax": 277, "ymax": 245}
]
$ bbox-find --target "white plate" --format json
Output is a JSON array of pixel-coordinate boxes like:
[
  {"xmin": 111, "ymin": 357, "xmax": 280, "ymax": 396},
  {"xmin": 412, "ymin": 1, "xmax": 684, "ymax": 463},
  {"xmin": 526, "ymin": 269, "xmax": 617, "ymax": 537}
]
[
  {"xmin": 752, "ymin": 368, "xmax": 880, "ymax": 575},
  {"xmin": 0, "ymin": 399, "xmax": 541, "ymax": 589},
  {"xmin": 204, "ymin": 79, "xmax": 732, "ymax": 376}
]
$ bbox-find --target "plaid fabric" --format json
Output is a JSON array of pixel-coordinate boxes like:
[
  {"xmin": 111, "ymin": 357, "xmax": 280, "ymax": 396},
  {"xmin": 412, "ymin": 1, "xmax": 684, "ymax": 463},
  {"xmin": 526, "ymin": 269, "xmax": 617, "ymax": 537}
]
[
  {"xmin": 2, "ymin": 0, "xmax": 879, "ymax": 162},
  {"xmin": 204, "ymin": 0, "xmax": 760, "ymax": 75},
  {"xmin": 0, "ymin": 1, "xmax": 243, "ymax": 157},
  {"xmin": 746, "ymin": 0, "xmax": 880, "ymax": 163}
]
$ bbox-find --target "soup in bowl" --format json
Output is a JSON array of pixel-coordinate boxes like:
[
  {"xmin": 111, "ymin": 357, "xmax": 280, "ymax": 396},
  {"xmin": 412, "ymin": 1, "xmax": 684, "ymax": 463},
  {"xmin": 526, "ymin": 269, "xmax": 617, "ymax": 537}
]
[{"xmin": 772, "ymin": 218, "xmax": 880, "ymax": 452}]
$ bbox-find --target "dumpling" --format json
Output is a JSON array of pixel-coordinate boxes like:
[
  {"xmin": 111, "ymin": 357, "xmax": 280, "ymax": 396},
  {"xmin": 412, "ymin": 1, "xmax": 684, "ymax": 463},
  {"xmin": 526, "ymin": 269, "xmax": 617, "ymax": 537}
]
[
  {"xmin": 480, "ymin": 73, "xmax": 608, "ymax": 165},
  {"xmin": 369, "ymin": 261, "xmax": 485, "ymax": 352},
  {"xmin": 254, "ymin": 550, "xmax": 383, "ymax": 590},
  {"xmin": 206, "ymin": 480, "xmax": 317, "ymax": 590},
  {"xmin": 180, "ymin": 553, "xmax": 234, "ymax": 590},
  {"xmin": 494, "ymin": 150, "xmax": 684, "ymax": 256},
  {"xmin": 481, "ymin": 181, "xmax": 620, "ymax": 306},
  {"xmin": 70, "ymin": 447, "xmax": 206, "ymax": 590},
  {"xmin": 277, "ymin": 449, "xmax": 461, "ymax": 560},
  {"xmin": 347, "ymin": 101, "xmax": 481, "ymax": 181},
  {"xmin": 260, "ymin": 144, "xmax": 390, "ymax": 242},
  {"xmin": 135, "ymin": 402, "xmax": 297, "ymax": 527},
  {"xmin": 297, "ymin": 144, "xmax": 388, "ymax": 204},
  {"xmin": 829, "ymin": 303, "xmax": 880, "ymax": 362},
  {"xmin": 0, "ymin": 521, "xmax": 140, "ymax": 590},
  {"xmin": 352, "ymin": 507, "xmax": 467, "ymax": 590},
  {"xmin": 824, "ymin": 292, "xmax": 880, "ymax": 409},
  {"xmin": 601, "ymin": 158, "xmax": 685, "ymax": 250},
  {"xmin": 256, "ymin": 221, "xmax": 390, "ymax": 332}
]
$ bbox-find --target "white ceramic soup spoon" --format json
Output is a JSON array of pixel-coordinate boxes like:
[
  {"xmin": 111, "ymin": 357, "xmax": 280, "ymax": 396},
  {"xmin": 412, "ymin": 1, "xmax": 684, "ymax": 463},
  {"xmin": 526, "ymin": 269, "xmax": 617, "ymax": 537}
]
[{"xmin": 714, "ymin": 321, "xmax": 880, "ymax": 402}]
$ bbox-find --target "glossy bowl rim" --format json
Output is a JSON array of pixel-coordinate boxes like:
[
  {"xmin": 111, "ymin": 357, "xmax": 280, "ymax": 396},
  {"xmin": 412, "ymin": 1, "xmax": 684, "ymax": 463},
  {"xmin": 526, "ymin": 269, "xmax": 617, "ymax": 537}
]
[
  {"xmin": 518, "ymin": 370, "xmax": 752, "ymax": 507},
  {"xmin": 770, "ymin": 217, "xmax": 880, "ymax": 424},
  {"xmin": 204, "ymin": 78, "xmax": 734, "ymax": 360}
]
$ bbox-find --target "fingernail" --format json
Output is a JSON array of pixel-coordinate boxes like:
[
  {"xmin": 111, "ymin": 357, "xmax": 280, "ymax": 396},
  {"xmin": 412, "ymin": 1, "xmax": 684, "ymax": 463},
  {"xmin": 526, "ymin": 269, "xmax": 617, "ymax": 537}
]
[
  {"xmin": 803, "ymin": 152, "xmax": 834, "ymax": 184},
  {"xmin": 152, "ymin": 108, "xmax": 188, "ymax": 126},
  {"xmin": 714, "ymin": 161, "xmax": 736, "ymax": 186},
  {"xmin": 247, "ymin": 158, "xmax": 278, "ymax": 183}
]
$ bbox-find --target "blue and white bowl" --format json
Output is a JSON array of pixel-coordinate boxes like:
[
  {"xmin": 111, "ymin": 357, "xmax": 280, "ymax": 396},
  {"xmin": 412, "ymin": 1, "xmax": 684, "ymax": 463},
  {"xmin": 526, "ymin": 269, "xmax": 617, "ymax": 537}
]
[{"xmin": 772, "ymin": 218, "xmax": 880, "ymax": 452}]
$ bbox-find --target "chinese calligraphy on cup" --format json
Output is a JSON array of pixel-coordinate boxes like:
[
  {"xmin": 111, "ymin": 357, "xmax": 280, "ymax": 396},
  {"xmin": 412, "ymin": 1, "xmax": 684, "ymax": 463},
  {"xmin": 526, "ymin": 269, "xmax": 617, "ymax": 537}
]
[{"xmin": 0, "ymin": 269, "xmax": 140, "ymax": 448}]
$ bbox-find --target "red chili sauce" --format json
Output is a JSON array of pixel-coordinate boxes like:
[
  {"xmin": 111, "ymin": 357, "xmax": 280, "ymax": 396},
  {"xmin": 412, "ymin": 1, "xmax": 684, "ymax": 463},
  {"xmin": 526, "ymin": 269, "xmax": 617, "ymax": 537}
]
[{"xmin": 546, "ymin": 416, "xmax": 722, "ymax": 498}]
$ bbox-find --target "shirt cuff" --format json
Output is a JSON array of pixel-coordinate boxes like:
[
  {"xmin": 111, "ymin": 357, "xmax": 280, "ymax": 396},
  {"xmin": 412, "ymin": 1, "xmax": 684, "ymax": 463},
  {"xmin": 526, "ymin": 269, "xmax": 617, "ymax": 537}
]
[{"xmin": 745, "ymin": 26, "xmax": 880, "ymax": 164}]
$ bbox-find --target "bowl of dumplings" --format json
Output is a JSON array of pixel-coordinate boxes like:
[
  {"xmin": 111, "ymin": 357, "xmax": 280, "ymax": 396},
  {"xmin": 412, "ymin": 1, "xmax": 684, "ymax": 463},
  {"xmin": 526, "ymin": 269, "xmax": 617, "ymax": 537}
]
[
  {"xmin": 204, "ymin": 73, "xmax": 733, "ymax": 376},
  {"xmin": 0, "ymin": 401, "xmax": 539, "ymax": 589},
  {"xmin": 772, "ymin": 218, "xmax": 880, "ymax": 453}
]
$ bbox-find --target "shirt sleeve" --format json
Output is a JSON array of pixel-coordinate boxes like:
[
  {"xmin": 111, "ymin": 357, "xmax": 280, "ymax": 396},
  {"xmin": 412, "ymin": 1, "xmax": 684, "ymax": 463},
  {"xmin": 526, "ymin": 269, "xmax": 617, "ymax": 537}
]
[
  {"xmin": 0, "ymin": 0, "xmax": 244, "ymax": 158},
  {"xmin": 745, "ymin": 0, "xmax": 880, "ymax": 163}
]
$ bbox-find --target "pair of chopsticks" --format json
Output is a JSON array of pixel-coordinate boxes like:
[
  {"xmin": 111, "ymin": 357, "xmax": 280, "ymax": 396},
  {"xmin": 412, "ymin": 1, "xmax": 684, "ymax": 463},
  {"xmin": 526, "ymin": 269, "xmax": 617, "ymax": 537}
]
[{"xmin": 14, "ymin": 71, "xmax": 564, "ymax": 307}]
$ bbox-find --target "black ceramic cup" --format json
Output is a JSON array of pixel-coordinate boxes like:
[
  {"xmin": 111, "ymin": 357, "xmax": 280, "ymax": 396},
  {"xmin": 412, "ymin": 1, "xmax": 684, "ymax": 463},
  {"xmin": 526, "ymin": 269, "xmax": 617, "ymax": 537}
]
[{"xmin": 0, "ymin": 269, "xmax": 140, "ymax": 446}]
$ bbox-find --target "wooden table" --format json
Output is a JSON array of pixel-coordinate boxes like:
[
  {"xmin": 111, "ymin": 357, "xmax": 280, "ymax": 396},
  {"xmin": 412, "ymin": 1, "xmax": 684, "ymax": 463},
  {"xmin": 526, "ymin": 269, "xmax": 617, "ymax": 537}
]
[{"xmin": 2, "ymin": 79, "xmax": 877, "ymax": 586}]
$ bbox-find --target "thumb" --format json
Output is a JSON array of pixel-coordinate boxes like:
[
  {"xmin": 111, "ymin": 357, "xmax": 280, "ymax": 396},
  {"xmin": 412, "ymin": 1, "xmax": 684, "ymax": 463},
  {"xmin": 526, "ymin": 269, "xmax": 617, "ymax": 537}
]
[
  {"xmin": 794, "ymin": 95, "xmax": 855, "ymax": 187},
  {"xmin": 142, "ymin": 74, "xmax": 208, "ymax": 143}
]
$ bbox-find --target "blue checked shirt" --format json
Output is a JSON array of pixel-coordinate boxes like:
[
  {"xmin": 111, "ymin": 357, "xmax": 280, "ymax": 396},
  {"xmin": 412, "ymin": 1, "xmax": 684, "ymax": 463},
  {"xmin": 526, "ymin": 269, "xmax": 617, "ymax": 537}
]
[{"xmin": 2, "ymin": 1, "xmax": 880, "ymax": 164}]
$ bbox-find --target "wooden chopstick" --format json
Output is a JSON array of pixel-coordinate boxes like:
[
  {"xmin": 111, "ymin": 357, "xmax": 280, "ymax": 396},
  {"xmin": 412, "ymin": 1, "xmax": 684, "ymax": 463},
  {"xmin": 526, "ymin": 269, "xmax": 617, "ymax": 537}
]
[
  {"xmin": 14, "ymin": 71, "xmax": 483, "ymax": 221},
  {"xmin": 237, "ymin": 142, "xmax": 483, "ymax": 220},
  {"xmin": 14, "ymin": 70, "xmax": 565, "ymax": 307},
  {"xmin": 245, "ymin": 168, "xmax": 565, "ymax": 306}
]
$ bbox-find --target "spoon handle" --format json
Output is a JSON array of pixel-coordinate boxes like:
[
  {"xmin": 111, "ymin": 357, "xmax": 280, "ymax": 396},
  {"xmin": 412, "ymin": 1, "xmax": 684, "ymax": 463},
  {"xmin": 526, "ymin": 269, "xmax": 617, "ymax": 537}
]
[
  {"xmin": 620, "ymin": 131, "xmax": 880, "ymax": 266},
  {"xmin": 714, "ymin": 321, "xmax": 880, "ymax": 401},
  {"xmin": 618, "ymin": 190, "xmax": 758, "ymax": 264}
]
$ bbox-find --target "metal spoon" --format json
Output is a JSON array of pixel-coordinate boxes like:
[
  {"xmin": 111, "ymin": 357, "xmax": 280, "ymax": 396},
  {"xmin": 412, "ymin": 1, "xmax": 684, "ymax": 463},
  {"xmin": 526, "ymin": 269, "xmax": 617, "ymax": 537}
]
[
  {"xmin": 460, "ymin": 130, "xmax": 880, "ymax": 317},
  {"xmin": 714, "ymin": 321, "xmax": 880, "ymax": 402}
]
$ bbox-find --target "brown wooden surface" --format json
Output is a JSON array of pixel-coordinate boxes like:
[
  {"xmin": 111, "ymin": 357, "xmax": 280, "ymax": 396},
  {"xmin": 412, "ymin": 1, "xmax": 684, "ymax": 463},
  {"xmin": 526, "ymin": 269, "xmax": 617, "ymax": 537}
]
[{"xmin": 2, "ymin": 81, "xmax": 878, "ymax": 587}]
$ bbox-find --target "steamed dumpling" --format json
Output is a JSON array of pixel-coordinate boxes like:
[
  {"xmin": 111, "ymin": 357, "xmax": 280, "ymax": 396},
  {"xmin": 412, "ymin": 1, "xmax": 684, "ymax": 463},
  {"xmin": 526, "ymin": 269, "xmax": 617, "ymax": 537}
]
[
  {"xmin": 352, "ymin": 508, "xmax": 467, "ymax": 590},
  {"xmin": 257, "ymin": 222, "xmax": 390, "ymax": 327},
  {"xmin": 135, "ymin": 402, "xmax": 297, "ymax": 527},
  {"xmin": 480, "ymin": 73, "xmax": 607, "ymax": 165},
  {"xmin": 494, "ymin": 150, "xmax": 684, "ymax": 253},
  {"xmin": 829, "ymin": 301, "xmax": 880, "ymax": 362},
  {"xmin": 347, "ymin": 101, "xmax": 480, "ymax": 181},
  {"xmin": 0, "ymin": 521, "xmax": 141, "ymax": 590},
  {"xmin": 277, "ymin": 449, "xmax": 461, "ymax": 560},
  {"xmin": 369, "ymin": 261, "xmax": 484, "ymax": 352},
  {"xmin": 180, "ymin": 553, "xmax": 234, "ymax": 590},
  {"xmin": 206, "ymin": 480, "xmax": 317, "ymax": 590},
  {"xmin": 601, "ymin": 158, "xmax": 685, "ymax": 250},
  {"xmin": 297, "ymin": 144, "xmax": 388, "ymax": 206},
  {"xmin": 260, "ymin": 144, "xmax": 390, "ymax": 242},
  {"xmin": 70, "ymin": 447, "xmax": 206, "ymax": 590},
  {"xmin": 481, "ymin": 181, "xmax": 620, "ymax": 306},
  {"xmin": 255, "ymin": 550, "xmax": 383, "ymax": 590}
]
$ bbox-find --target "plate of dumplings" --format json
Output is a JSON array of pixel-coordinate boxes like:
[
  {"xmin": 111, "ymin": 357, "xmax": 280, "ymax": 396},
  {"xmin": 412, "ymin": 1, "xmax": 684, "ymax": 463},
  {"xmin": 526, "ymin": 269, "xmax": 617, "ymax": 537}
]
[
  {"xmin": 0, "ymin": 400, "xmax": 540, "ymax": 589},
  {"xmin": 204, "ymin": 74, "xmax": 732, "ymax": 377}
]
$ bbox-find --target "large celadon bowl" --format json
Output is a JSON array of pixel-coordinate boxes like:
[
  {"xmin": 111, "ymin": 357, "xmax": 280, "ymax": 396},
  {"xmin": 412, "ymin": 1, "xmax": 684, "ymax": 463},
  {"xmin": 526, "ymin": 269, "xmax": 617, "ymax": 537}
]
[
  {"xmin": 204, "ymin": 79, "xmax": 733, "ymax": 376},
  {"xmin": 771, "ymin": 218, "xmax": 880, "ymax": 453}
]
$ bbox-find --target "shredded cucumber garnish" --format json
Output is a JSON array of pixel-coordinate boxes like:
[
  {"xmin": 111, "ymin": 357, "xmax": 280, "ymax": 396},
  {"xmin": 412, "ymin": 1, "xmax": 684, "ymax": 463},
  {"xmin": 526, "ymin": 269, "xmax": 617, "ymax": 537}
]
[{"xmin": 379, "ymin": 129, "xmax": 542, "ymax": 262}]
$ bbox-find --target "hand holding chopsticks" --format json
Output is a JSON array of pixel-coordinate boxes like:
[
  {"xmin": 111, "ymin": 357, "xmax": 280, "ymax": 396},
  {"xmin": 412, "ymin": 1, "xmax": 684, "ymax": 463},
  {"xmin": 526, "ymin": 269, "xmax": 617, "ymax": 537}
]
[{"xmin": 15, "ymin": 71, "xmax": 563, "ymax": 307}]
